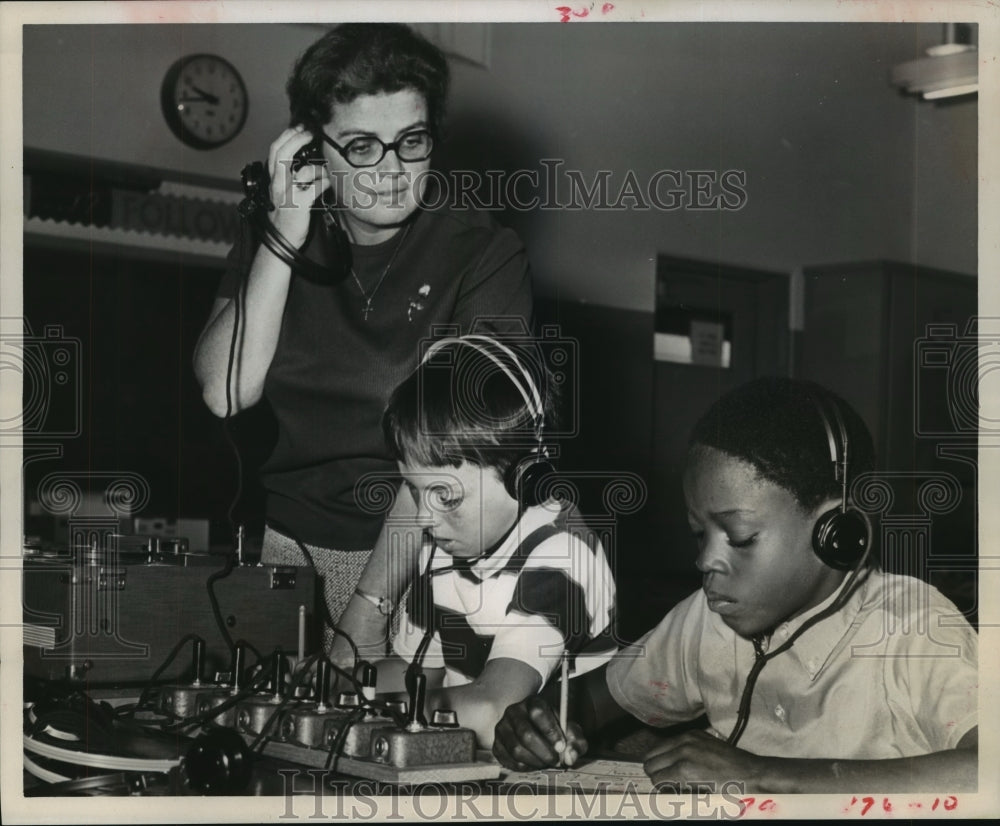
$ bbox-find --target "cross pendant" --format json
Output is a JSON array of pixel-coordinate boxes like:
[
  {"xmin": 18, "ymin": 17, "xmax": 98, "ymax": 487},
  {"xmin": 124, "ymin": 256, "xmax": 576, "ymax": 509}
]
[{"xmin": 362, "ymin": 300, "xmax": 373, "ymax": 321}]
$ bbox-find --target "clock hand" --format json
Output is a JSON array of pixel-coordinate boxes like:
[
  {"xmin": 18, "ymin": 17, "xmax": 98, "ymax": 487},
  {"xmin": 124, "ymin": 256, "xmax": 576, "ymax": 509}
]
[{"xmin": 186, "ymin": 84, "xmax": 220, "ymax": 105}]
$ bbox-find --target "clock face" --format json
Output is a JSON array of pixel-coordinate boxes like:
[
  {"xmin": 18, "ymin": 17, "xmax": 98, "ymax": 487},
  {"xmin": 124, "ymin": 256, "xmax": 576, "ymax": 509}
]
[{"xmin": 161, "ymin": 54, "xmax": 248, "ymax": 149}]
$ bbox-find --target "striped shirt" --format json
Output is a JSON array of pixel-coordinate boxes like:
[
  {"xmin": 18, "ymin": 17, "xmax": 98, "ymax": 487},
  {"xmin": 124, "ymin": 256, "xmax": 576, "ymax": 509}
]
[{"xmin": 392, "ymin": 500, "xmax": 617, "ymax": 688}]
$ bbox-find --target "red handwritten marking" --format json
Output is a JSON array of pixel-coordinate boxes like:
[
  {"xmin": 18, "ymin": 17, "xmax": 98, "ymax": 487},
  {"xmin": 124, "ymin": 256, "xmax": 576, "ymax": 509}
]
[
  {"xmin": 555, "ymin": 5, "xmax": 590, "ymax": 22},
  {"xmin": 736, "ymin": 798, "xmax": 777, "ymax": 817},
  {"xmin": 602, "ymin": 2, "xmax": 615, "ymax": 12},
  {"xmin": 848, "ymin": 796, "xmax": 957, "ymax": 815},
  {"xmin": 650, "ymin": 679, "xmax": 670, "ymax": 689},
  {"xmin": 852, "ymin": 796, "xmax": 875, "ymax": 815}
]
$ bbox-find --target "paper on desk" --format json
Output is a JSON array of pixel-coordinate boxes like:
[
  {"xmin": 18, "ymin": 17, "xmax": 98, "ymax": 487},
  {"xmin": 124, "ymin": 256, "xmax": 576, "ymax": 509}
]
[{"xmin": 500, "ymin": 757, "xmax": 654, "ymax": 793}]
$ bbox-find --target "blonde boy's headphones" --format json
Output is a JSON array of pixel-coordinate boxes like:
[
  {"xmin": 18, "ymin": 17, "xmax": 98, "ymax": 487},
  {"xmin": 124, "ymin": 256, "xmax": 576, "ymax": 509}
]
[
  {"xmin": 811, "ymin": 394, "xmax": 871, "ymax": 570},
  {"xmin": 420, "ymin": 335, "xmax": 555, "ymax": 507}
]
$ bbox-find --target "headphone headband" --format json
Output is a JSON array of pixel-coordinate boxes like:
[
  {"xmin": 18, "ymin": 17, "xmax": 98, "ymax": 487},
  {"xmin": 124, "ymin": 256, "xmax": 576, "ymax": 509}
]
[
  {"xmin": 420, "ymin": 335, "xmax": 545, "ymax": 438},
  {"xmin": 418, "ymin": 334, "xmax": 554, "ymax": 506},
  {"xmin": 812, "ymin": 393, "xmax": 850, "ymax": 514}
]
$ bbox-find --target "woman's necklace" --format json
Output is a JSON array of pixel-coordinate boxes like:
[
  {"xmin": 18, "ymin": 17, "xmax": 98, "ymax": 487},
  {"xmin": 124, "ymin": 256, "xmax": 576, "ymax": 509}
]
[{"xmin": 350, "ymin": 222, "xmax": 412, "ymax": 321}]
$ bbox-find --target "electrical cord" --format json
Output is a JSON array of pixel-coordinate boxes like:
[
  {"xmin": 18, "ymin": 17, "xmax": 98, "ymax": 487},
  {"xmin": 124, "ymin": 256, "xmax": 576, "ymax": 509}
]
[
  {"xmin": 206, "ymin": 238, "xmax": 250, "ymax": 660},
  {"xmin": 235, "ymin": 637, "xmax": 266, "ymax": 665},
  {"xmin": 23, "ymin": 733, "xmax": 181, "ymax": 774},
  {"xmin": 237, "ymin": 161, "xmax": 352, "ymax": 285},
  {"xmin": 726, "ymin": 558, "xmax": 873, "ymax": 747},
  {"xmin": 123, "ymin": 633, "xmax": 204, "ymax": 719},
  {"xmin": 156, "ymin": 652, "xmax": 273, "ymax": 734},
  {"xmin": 245, "ymin": 651, "xmax": 322, "ymax": 754},
  {"xmin": 205, "ymin": 555, "xmax": 238, "ymax": 659},
  {"xmin": 263, "ymin": 516, "xmax": 362, "ymax": 673},
  {"xmin": 406, "ymin": 538, "xmax": 475, "ymax": 679},
  {"xmin": 23, "ymin": 753, "xmax": 73, "ymax": 785},
  {"xmin": 324, "ymin": 705, "xmax": 368, "ymax": 773},
  {"xmin": 406, "ymin": 544, "xmax": 439, "ymax": 691}
]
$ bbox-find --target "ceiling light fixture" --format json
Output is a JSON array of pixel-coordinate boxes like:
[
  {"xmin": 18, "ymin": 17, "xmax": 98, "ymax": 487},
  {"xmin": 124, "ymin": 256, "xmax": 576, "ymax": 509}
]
[{"xmin": 891, "ymin": 23, "xmax": 978, "ymax": 101}]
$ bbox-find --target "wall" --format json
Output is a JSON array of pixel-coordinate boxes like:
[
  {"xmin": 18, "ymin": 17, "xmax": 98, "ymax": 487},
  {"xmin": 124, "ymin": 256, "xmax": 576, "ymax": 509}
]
[
  {"xmin": 912, "ymin": 96, "xmax": 978, "ymax": 272},
  {"xmin": 23, "ymin": 22, "xmax": 978, "ymax": 307},
  {"xmin": 23, "ymin": 23, "xmax": 327, "ymax": 188},
  {"xmin": 445, "ymin": 23, "xmax": 977, "ymax": 308}
]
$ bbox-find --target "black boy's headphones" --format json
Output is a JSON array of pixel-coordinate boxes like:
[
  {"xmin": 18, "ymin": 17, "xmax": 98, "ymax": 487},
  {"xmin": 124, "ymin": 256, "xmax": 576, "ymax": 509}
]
[
  {"xmin": 811, "ymin": 393, "xmax": 871, "ymax": 570},
  {"xmin": 420, "ymin": 335, "xmax": 555, "ymax": 507}
]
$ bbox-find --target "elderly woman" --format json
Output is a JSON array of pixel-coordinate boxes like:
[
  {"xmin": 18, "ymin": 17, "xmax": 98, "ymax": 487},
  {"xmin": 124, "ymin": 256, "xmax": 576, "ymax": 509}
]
[{"xmin": 194, "ymin": 23, "xmax": 533, "ymax": 656}]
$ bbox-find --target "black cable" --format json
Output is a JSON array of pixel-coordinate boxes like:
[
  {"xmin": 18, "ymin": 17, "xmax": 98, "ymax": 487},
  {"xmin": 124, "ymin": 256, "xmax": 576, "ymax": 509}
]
[
  {"xmin": 407, "ymin": 539, "xmax": 474, "ymax": 676},
  {"xmin": 124, "ymin": 634, "xmax": 204, "ymax": 719},
  {"xmin": 233, "ymin": 637, "xmax": 265, "ymax": 665},
  {"xmin": 407, "ymin": 542, "xmax": 439, "ymax": 684},
  {"xmin": 157, "ymin": 665, "xmax": 271, "ymax": 734},
  {"xmin": 233, "ymin": 649, "xmax": 403, "ymax": 764},
  {"xmin": 402, "ymin": 539, "xmax": 476, "ymax": 724},
  {"xmin": 726, "ymin": 563, "xmax": 872, "ymax": 747},
  {"xmin": 204, "ymin": 218, "xmax": 253, "ymax": 661},
  {"xmin": 245, "ymin": 651, "xmax": 321, "ymax": 754},
  {"xmin": 263, "ymin": 517, "xmax": 362, "ymax": 670},
  {"xmin": 205, "ymin": 554, "xmax": 237, "ymax": 658},
  {"xmin": 152, "ymin": 643, "xmax": 271, "ymax": 733},
  {"xmin": 237, "ymin": 161, "xmax": 351, "ymax": 285},
  {"xmin": 315, "ymin": 692, "xmax": 409, "ymax": 774},
  {"xmin": 324, "ymin": 705, "xmax": 368, "ymax": 773},
  {"xmin": 725, "ymin": 636, "xmax": 768, "ymax": 748}
]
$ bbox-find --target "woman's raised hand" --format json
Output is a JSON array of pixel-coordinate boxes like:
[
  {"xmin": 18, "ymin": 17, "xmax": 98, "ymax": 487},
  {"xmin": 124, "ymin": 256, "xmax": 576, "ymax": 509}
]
[{"xmin": 266, "ymin": 125, "xmax": 333, "ymax": 249}]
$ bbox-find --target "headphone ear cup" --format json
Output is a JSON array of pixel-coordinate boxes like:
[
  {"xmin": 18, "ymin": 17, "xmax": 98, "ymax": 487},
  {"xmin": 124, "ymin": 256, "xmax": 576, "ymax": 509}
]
[
  {"xmin": 505, "ymin": 454, "xmax": 556, "ymax": 507},
  {"xmin": 812, "ymin": 507, "xmax": 870, "ymax": 571}
]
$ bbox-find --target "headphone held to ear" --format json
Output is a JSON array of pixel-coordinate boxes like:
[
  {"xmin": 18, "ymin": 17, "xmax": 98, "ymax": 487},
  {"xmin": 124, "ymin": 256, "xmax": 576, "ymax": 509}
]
[{"xmin": 238, "ymin": 159, "xmax": 352, "ymax": 286}]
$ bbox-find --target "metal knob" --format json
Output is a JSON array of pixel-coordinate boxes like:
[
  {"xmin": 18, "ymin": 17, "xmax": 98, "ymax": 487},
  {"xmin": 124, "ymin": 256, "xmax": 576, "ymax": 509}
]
[
  {"xmin": 431, "ymin": 708, "xmax": 459, "ymax": 727},
  {"xmin": 336, "ymin": 691, "xmax": 361, "ymax": 709}
]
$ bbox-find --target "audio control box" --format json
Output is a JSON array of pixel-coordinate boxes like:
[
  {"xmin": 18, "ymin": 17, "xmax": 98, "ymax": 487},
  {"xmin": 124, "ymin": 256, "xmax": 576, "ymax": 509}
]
[{"xmin": 22, "ymin": 552, "xmax": 317, "ymax": 684}]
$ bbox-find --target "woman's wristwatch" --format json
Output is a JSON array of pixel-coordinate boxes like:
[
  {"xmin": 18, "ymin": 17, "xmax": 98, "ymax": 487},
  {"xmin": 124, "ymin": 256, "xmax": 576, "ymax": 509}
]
[{"xmin": 354, "ymin": 588, "xmax": 393, "ymax": 616}]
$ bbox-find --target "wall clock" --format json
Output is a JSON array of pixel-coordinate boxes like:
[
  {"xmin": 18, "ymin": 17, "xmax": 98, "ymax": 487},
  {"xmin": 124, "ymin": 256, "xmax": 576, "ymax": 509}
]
[{"xmin": 161, "ymin": 54, "xmax": 248, "ymax": 149}]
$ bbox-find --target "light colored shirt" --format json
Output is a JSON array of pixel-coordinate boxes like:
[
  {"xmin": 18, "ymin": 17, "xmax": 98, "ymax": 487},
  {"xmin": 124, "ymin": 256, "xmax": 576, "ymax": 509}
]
[
  {"xmin": 393, "ymin": 500, "xmax": 617, "ymax": 687},
  {"xmin": 606, "ymin": 568, "xmax": 977, "ymax": 759}
]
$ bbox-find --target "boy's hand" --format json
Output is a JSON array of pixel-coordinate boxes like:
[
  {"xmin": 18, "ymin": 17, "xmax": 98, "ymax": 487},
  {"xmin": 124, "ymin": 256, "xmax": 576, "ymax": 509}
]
[
  {"xmin": 493, "ymin": 696, "xmax": 589, "ymax": 770},
  {"xmin": 643, "ymin": 730, "xmax": 767, "ymax": 789}
]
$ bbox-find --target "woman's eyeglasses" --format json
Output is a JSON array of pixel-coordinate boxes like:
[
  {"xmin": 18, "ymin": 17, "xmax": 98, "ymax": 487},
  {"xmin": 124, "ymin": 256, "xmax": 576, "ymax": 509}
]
[{"xmin": 319, "ymin": 129, "xmax": 433, "ymax": 168}]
